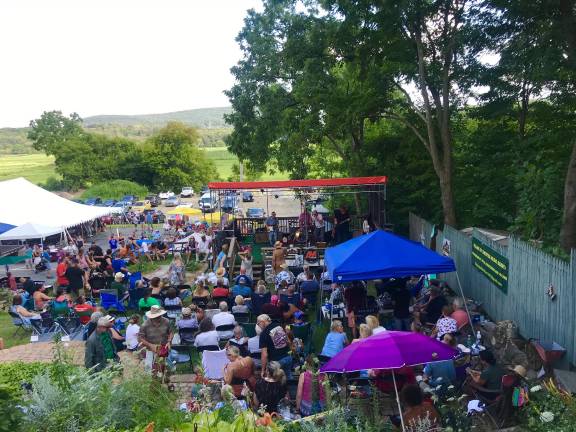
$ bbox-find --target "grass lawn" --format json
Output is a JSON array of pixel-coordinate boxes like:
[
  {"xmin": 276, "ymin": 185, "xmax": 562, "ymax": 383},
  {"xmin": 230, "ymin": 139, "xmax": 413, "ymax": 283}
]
[
  {"xmin": 0, "ymin": 312, "xmax": 33, "ymax": 348},
  {"xmin": 0, "ymin": 153, "xmax": 59, "ymax": 184}
]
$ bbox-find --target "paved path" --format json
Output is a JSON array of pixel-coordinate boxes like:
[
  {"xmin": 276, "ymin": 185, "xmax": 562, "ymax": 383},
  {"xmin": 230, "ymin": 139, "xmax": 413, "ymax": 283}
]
[{"xmin": 0, "ymin": 341, "xmax": 85, "ymax": 364}]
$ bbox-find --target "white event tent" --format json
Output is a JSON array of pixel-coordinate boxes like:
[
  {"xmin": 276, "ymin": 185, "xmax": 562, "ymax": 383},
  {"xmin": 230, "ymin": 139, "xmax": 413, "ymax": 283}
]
[{"xmin": 0, "ymin": 177, "xmax": 121, "ymax": 239}]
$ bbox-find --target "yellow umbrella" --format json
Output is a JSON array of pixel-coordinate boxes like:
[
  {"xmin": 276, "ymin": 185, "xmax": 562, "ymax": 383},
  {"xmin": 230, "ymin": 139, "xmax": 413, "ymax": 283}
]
[
  {"xmin": 166, "ymin": 206, "xmax": 203, "ymax": 216},
  {"xmin": 193, "ymin": 211, "xmax": 235, "ymax": 224}
]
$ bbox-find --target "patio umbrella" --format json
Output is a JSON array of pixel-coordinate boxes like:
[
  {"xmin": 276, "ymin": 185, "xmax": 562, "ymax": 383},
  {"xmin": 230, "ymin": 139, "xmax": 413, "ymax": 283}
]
[
  {"xmin": 166, "ymin": 206, "xmax": 203, "ymax": 216},
  {"xmin": 320, "ymin": 331, "xmax": 458, "ymax": 431}
]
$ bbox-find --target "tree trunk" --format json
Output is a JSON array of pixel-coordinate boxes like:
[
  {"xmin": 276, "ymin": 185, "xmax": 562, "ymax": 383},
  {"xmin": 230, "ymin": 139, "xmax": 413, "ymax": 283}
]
[
  {"xmin": 438, "ymin": 168, "xmax": 457, "ymax": 227},
  {"xmin": 560, "ymin": 142, "xmax": 576, "ymax": 253}
]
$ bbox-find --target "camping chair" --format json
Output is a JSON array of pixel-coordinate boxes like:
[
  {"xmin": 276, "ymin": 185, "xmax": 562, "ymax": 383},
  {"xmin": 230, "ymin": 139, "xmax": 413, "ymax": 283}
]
[
  {"xmin": 128, "ymin": 287, "xmax": 146, "ymax": 310},
  {"xmin": 291, "ymin": 322, "xmax": 312, "ymax": 355},
  {"xmin": 164, "ymin": 304, "xmax": 182, "ymax": 319},
  {"xmin": 212, "ymin": 296, "xmax": 229, "ymax": 306},
  {"xmin": 241, "ymin": 322, "xmax": 257, "ymax": 338},
  {"xmin": 23, "ymin": 297, "xmax": 35, "ymax": 311},
  {"xmin": 485, "ymin": 374, "xmax": 522, "ymax": 429},
  {"xmin": 8, "ymin": 311, "xmax": 32, "ymax": 336},
  {"xmin": 468, "ymin": 374, "xmax": 516, "ymax": 406},
  {"xmin": 250, "ymin": 292, "xmax": 271, "ymax": 315},
  {"xmin": 202, "ymin": 349, "xmax": 229, "ymax": 380},
  {"xmin": 49, "ymin": 299, "xmax": 81, "ymax": 336},
  {"xmin": 170, "ymin": 344, "xmax": 195, "ymax": 370},
  {"xmin": 233, "ymin": 311, "xmax": 251, "ymax": 323},
  {"xmin": 178, "ymin": 327, "xmax": 197, "ymax": 345},
  {"xmin": 216, "ymin": 324, "xmax": 236, "ymax": 342},
  {"xmin": 100, "ymin": 289, "xmax": 126, "ymax": 315}
]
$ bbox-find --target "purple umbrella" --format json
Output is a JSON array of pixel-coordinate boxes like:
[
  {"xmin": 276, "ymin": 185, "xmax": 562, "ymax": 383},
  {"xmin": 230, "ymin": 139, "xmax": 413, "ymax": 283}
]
[{"xmin": 320, "ymin": 331, "xmax": 458, "ymax": 431}]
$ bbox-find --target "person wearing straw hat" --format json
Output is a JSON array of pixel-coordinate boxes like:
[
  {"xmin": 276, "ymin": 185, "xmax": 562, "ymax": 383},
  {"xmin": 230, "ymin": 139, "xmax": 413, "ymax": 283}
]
[
  {"xmin": 138, "ymin": 305, "xmax": 172, "ymax": 372},
  {"xmin": 271, "ymin": 241, "xmax": 285, "ymax": 273}
]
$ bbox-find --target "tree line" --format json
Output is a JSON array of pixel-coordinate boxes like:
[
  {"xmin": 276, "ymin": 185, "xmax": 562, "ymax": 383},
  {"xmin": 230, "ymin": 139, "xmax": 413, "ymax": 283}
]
[
  {"xmin": 224, "ymin": 0, "xmax": 576, "ymax": 253},
  {"xmin": 28, "ymin": 111, "xmax": 215, "ymax": 192}
]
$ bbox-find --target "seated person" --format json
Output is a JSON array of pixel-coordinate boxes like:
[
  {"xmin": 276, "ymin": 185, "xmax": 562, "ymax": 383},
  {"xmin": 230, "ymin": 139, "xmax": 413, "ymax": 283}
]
[
  {"xmin": 74, "ymin": 296, "xmax": 95, "ymax": 324},
  {"xmin": 432, "ymin": 305, "xmax": 458, "ymax": 340},
  {"xmin": 212, "ymin": 280, "xmax": 230, "ymax": 299},
  {"xmin": 300, "ymin": 272, "xmax": 319, "ymax": 295},
  {"xmin": 296, "ymin": 264, "xmax": 315, "ymax": 284},
  {"xmin": 11, "ymin": 294, "xmax": 41, "ymax": 323},
  {"xmin": 231, "ymin": 277, "xmax": 252, "ymax": 299},
  {"xmin": 33, "ymin": 285, "xmax": 53, "ymax": 310},
  {"xmin": 274, "ymin": 263, "xmax": 295, "ymax": 289},
  {"xmin": 164, "ymin": 287, "xmax": 182, "ymax": 308},
  {"xmin": 365, "ymin": 315, "xmax": 386, "ymax": 335},
  {"xmin": 194, "ymin": 317, "xmax": 219, "ymax": 348},
  {"xmin": 234, "ymin": 269, "xmax": 253, "ymax": 288},
  {"xmin": 293, "ymin": 310, "xmax": 306, "ymax": 326},
  {"xmin": 177, "ymin": 307, "xmax": 199, "ymax": 330},
  {"xmin": 253, "ymin": 361, "xmax": 288, "ymax": 413},
  {"xmin": 125, "ymin": 315, "xmax": 141, "ymax": 351},
  {"xmin": 111, "ymin": 272, "xmax": 126, "ymax": 299},
  {"xmin": 232, "ymin": 295, "xmax": 250, "ymax": 314},
  {"xmin": 227, "ymin": 325, "xmax": 249, "ymax": 355},
  {"xmin": 138, "ymin": 288, "xmax": 161, "ymax": 311},
  {"xmin": 466, "ymin": 350, "xmax": 507, "ymax": 400},
  {"xmin": 421, "ymin": 285, "xmax": 447, "ymax": 324},
  {"xmin": 192, "ymin": 280, "xmax": 210, "ymax": 301},
  {"xmin": 247, "ymin": 330, "xmax": 262, "ymax": 367},
  {"xmin": 451, "ymin": 297, "xmax": 469, "ymax": 330},
  {"xmin": 149, "ymin": 277, "xmax": 162, "ymax": 297},
  {"xmin": 280, "ymin": 302, "xmax": 301, "ymax": 323},
  {"xmin": 254, "ymin": 280, "xmax": 269, "ymax": 295},
  {"xmin": 372, "ymin": 366, "xmax": 416, "ymax": 394},
  {"xmin": 321, "ymin": 320, "xmax": 348, "ymax": 358},
  {"xmin": 422, "ymin": 336, "xmax": 457, "ymax": 388},
  {"xmin": 224, "ymin": 345, "xmax": 256, "ymax": 398},
  {"xmin": 400, "ymin": 384, "xmax": 440, "ymax": 430},
  {"xmin": 261, "ymin": 295, "xmax": 283, "ymax": 321},
  {"xmin": 212, "ymin": 302, "xmax": 236, "ymax": 339}
]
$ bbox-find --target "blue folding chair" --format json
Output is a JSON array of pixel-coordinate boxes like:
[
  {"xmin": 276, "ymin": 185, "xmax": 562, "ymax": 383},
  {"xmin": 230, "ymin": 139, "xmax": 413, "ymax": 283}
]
[{"xmin": 100, "ymin": 289, "xmax": 126, "ymax": 314}]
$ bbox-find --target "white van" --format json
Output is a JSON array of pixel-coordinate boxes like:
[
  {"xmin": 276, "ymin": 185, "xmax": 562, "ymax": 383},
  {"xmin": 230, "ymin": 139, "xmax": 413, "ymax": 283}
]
[
  {"xmin": 180, "ymin": 186, "xmax": 194, "ymax": 197},
  {"xmin": 198, "ymin": 193, "xmax": 217, "ymax": 212}
]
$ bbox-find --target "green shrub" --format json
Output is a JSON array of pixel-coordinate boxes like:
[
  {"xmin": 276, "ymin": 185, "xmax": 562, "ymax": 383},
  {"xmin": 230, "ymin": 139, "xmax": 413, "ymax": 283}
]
[
  {"xmin": 0, "ymin": 362, "xmax": 49, "ymax": 397},
  {"xmin": 39, "ymin": 176, "xmax": 66, "ymax": 191},
  {"xmin": 81, "ymin": 180, "xmax": 148, "ymax": 200},
  {"xmin": 0, "ymin": 385, "xmax": 23, "ymax": 432}
]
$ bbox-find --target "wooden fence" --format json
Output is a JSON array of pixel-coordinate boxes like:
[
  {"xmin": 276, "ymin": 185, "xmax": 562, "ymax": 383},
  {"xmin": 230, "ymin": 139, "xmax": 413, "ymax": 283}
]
[{"xmin": 409, "ymin": 213, "xmax": 576, "ymax": 366}]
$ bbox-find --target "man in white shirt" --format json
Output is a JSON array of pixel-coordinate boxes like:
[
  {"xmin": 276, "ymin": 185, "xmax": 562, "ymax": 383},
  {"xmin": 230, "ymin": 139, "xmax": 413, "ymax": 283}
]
[
  {"xmin": 212, "ymin": 301, "xmax": 236, "ymax": 340},
  {"xmin": 196, "ymin": 233, "xmax": 211, "ymax": 262}
]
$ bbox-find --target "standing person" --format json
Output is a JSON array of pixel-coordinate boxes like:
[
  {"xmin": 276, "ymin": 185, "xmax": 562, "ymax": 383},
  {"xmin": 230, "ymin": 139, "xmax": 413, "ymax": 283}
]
[
  {"xmin": 138, "ymin": 305, "xmax": 172, "ymax": 372},
  {"xmin": 56, "ymin": 256, "xmax": 69, "ymax": 290},
  {"xmin": 238, "ymin": 249, "xmax": 253, "ymax": 279},
  {"xmin": 108, "ymin": 234, "xmax": 118, "ymax": 257},
  {"xmin": 168, "ymin": 252, "xmax": 186, "ymax": 287},
  {"xmin": 311, "ymin": 210, "xmax": 325, "ymax": 243},
  {"xmin": 196, "ymin": 233, "xmax": 211, "ymax": 262},
  {"xmin": 64, "ymin": 258, "xmax": 86, "ymax": 300},
  {"xmin": 257, "ymin": 314, "xmax": 292, "ymax": 379},
  {"xmin": 213, "ymin": 244, "xmax": 229, "ymax": 273},
  {"xmin": 392, "ymin": 281, "xmax": 412, "ymax": 331},
  {"xmin": 265, "ymin": 211, "xmax": 279, "ymax": 246},
  {"xmin": 271, "ymin": 241, "xmax": 285, "ymax": 274},
  {"xmin": 333, "ymin": 204, "xmax": 351, "ymax": 244},
  {"xmin": 296, "ymin": 355, "xmax": 327, "ymax": 417},
  {"xmin": 85, "ymin": 317, "xmax": 117, "ymax": 372}
]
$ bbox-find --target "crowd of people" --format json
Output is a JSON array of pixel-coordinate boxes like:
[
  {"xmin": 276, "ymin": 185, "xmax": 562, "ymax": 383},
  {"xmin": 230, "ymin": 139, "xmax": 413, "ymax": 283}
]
[{"xmin": 4, "ymin": 209, "xmax": 525, "ymax": 429}]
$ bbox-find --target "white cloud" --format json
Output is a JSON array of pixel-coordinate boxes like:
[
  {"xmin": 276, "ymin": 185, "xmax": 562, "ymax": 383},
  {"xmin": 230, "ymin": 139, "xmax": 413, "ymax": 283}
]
[{"xmin": 0, "ymin": 0, "xmax": 262, "ymax": 127}]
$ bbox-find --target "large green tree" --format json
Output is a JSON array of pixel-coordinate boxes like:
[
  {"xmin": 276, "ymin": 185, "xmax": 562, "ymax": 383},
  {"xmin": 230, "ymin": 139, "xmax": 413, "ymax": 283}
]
[
  {"xmin": 28, "ymin": 111, "xmax": 84, "ymax": 155},
  {"xmin": 140, "ymin": 122, "xmax": 215, "ymax": 192}
]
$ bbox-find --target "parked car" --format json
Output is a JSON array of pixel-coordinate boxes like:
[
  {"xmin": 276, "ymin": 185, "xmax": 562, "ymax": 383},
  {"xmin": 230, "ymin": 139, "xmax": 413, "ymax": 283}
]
[
  {"xmin": 198, "ymin": 193, "xmax": 217, "ymax": 212},
  {"xmin": 132, "ymin": 200, "xmax": 152, "ymax": 212},
  {"xmin": 180, "ymin": 187, "xmax": 194, "ymax": 197},
  {"xmin": 242, "ymin": 191, "xmax": 254, "ymax": 202},
  {"xmin": 246, "ymin": 208, "xmax": 265, "ymax": 218},
  {"xmin": 164, "ymin": 196, "xmax": 180, "ymax": 207},
  {"xmin": 116, "ymin": 199, "xmax": 131, "ymax": 208},
  {"xmin": 221, "ymin": 194, "xmax": 238, "ymax": 213},
  {"xmin": 145, "ymin": 194, "xmax": 160, "ymax": 207},
  {"xmin": 200, "ymin": 185, "xmax": 209, "ymax": 195},
  {"xmin": 158, "ymin": 191, "xmax": 175, "ymax": 200},
  {"xmin": 72, "ymin": 199, "xmax": 84, "ymax": 204},
  {"xmin": 121, "ymin": 195, "xmax": 137, "ymax": 205},
  {"xmin": 85, "ymin": 197, "xmax": 102, "ymax": 206},
  {"xmin": 103, "ymin": 199, "xmax": 117, "ymax": 207}
]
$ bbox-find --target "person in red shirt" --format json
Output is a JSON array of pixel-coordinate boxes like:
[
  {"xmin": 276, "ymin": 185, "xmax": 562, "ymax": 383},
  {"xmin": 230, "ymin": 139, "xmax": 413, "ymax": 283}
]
[
  {"xmin": 212, "ymin": 281, "xmax": 230, "ymax": 299},
  {"xmin": 73, "ymin": 296, "xmax": 95, "ymax": 324},
  {"xmin": 56, "ymin": 256, "xmax": 69, "ymax": 288}
]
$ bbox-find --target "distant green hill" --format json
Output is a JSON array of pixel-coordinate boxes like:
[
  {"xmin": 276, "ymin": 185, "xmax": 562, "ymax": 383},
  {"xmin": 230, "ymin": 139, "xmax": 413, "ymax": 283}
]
[
  {"xmin": 0, "ymin": 107, "xmax": 232, "ymax": 154},
  {"xmin": 83, "ymin": 107, "xmax": 232, "ymax": 128}
]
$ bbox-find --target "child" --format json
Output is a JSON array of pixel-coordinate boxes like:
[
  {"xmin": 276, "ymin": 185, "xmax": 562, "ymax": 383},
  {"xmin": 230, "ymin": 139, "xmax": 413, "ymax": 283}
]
[{"xmin": 125, "ymin": 315, "xmax": 141, "ymax": 351}]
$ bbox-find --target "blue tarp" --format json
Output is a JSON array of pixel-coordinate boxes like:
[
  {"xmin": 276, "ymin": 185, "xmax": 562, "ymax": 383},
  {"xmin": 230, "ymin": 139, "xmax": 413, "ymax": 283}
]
[
  {"xmin": 0, "ymin": 222, "xmax": 15, "ymax": 235},
  {"xmin": 325, "ymin": 229, "xmax": 456, "ymax": 282}
]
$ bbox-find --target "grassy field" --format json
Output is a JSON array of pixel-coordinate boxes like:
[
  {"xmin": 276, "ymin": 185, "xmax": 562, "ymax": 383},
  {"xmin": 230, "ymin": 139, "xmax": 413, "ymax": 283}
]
[
  {"xmin": 0, "ymin": 153, "xmax": 59, "ymax": 184},
  {"xmin": 0, "ymin": 147, "xmax": 287, "ymax": 185}
]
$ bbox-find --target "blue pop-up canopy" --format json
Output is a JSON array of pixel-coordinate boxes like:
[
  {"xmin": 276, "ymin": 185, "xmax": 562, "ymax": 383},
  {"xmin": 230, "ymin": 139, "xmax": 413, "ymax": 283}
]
[{"xmin": 325, "ymin": 230, "xmax": 456, "ymax": 282}]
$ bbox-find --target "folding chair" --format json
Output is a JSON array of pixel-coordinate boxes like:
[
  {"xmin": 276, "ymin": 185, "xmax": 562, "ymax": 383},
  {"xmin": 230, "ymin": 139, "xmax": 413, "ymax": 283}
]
[
  {"xmin": 164, "ymin": 304, "xmax": 182, "ymax": 319},
  {"xmin": 100, "ymin": 289, "xmax": 126, "ymax": 315},
  {"xmin": 128, "ymin": 287, "xmax": 146, "ymax": 310},
  {"xmin": 202, "ymin": 349, "xmax": 229, "ymax": 380},
  {"xmin": 196, "ymin": 345, "xmax": 220, "ymax": 353},
  {"xmin": 178, "ymin": 327, "xmax": 197, "ymax": 345},
  {"xmin": 216, "ymin": 324, "xmax": 235, "ymax": 342},
  {"xmin": 8, "ymin": 311, "xmax": 32, "ymax": 336},
  {"xmin": 233, "ymin": 312, "xmax": 251, "ymax": 323}
]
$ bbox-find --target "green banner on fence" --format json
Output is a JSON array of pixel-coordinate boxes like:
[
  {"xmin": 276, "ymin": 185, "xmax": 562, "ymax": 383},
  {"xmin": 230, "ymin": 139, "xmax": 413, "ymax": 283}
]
[{"xmin": 471, "ymin": 237, "xmax": 509, "ymax": 293}]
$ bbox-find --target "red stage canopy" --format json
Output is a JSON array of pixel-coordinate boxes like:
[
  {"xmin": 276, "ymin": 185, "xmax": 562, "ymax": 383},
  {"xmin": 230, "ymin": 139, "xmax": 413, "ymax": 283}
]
[{"xmin": 208, "ymin": 176, "xmax": 387, "ymax": 190}]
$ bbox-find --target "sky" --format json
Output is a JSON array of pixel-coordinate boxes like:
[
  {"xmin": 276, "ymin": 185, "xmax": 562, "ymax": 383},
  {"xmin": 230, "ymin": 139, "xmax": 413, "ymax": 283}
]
[{"xmin": 0, "ymin": 0, "xmax": 262, "ymax": 128}]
